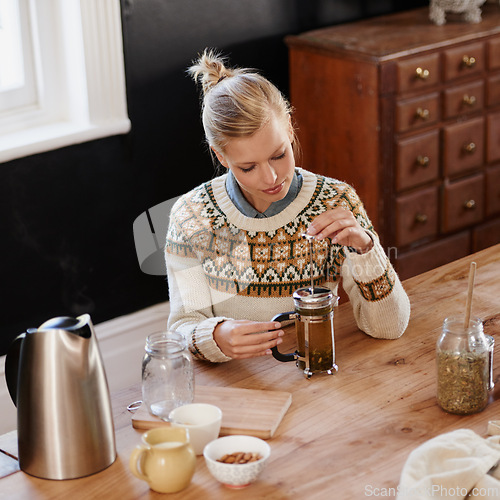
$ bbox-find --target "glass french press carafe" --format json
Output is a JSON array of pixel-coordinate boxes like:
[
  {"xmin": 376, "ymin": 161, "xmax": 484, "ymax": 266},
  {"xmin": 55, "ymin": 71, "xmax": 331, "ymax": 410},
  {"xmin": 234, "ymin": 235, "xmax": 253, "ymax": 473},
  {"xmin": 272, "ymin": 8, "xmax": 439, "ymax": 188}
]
[{"xmin": 271, "ymin": 286, "xmax": 339, "ymax": 378}]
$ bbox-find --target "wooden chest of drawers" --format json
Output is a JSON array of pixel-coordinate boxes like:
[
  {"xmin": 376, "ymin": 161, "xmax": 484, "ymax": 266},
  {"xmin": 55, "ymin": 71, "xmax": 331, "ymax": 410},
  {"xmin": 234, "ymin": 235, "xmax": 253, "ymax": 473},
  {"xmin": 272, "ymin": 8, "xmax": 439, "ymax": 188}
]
[{"xmin": 286, "ymin": 5, "xmax": 500, "ymax": 279}]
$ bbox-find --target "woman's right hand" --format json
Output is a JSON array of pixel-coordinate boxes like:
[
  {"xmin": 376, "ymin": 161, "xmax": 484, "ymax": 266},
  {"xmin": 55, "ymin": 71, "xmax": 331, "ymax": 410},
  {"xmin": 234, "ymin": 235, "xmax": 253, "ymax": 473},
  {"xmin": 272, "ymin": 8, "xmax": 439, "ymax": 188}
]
[{"xmin": 213, "ymin": 320, "xmax": 284, "ymax": 359}]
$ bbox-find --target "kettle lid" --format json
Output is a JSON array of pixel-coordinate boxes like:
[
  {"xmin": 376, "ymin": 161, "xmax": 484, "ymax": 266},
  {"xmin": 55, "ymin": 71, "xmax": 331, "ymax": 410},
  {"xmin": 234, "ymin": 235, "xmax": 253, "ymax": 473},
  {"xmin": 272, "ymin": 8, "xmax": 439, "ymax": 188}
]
[{"xmin": 38, "ymin": 314, "xmax": 92, "ymax": 338}]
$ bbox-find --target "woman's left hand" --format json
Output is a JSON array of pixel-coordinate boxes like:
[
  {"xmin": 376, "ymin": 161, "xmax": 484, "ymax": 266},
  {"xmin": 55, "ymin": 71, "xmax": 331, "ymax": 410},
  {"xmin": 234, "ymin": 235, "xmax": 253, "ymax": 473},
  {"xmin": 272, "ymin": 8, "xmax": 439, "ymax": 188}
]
[{"xmin": 307, "ymin": 207, "xmax": 373, "ymax": 254}]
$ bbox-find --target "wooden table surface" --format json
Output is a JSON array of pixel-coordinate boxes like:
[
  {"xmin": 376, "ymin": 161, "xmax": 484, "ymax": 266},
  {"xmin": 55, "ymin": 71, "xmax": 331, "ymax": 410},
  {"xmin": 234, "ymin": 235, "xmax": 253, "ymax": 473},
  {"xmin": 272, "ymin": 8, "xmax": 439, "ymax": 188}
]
[{"xmin": 1, "ymin": 244, "xmax": 500, "ymax": 499}]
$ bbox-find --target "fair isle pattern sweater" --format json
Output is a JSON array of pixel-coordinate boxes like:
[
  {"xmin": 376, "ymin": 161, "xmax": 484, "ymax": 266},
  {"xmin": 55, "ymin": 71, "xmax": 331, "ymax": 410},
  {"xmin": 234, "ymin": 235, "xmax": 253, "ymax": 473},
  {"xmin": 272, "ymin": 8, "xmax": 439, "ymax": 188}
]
[{"xmin": 165, "ymin": 168, "xmax": 410, "ymax": 362}]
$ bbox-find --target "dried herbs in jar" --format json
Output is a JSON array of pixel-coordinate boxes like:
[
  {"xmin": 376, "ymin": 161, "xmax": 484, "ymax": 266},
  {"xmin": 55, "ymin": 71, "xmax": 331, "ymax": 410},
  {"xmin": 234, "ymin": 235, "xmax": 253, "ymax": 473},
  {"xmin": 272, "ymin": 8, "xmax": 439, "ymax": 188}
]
[{"xmin": 436, "ymin": 316, "xmax": 489, "ymax": 415}]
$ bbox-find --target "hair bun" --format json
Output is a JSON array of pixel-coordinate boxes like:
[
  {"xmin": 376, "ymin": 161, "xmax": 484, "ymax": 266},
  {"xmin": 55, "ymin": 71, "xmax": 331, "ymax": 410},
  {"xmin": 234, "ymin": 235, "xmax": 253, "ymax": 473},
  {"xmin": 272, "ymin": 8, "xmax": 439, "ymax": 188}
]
[{"xmin": 188, "ymin": 48, "xmax": 236, "ymax": 95}]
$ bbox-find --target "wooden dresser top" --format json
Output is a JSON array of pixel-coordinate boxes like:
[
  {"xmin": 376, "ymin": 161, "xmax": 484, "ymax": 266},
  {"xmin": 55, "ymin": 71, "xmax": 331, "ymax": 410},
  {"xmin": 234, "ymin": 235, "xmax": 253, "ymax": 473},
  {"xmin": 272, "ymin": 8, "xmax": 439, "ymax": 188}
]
[{"xmin": 286, "ymin": 5, "xmax": 500, "ymax": 61}]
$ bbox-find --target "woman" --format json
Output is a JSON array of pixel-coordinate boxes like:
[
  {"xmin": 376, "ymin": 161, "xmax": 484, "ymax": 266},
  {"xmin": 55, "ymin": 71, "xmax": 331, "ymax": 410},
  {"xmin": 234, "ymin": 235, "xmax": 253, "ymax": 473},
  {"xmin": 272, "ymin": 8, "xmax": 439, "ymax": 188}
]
[{"xmin": 165, "ymin": 49, "xmax": 410, "ymax": 363}]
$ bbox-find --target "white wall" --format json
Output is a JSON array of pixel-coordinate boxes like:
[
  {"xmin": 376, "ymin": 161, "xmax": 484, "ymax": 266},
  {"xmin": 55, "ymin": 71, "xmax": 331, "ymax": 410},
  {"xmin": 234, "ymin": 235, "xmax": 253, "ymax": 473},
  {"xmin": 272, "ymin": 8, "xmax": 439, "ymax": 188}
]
[{"xmin": 0, "ymin": 302, "xmax": 170, "ymax": 435}]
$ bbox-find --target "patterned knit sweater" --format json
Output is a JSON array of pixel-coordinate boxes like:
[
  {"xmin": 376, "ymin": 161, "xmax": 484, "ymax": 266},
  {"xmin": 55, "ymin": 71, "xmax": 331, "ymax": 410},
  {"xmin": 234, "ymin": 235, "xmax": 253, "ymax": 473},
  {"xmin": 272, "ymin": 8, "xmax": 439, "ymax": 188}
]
[{"xmin": 165, "ymin": 168, "xmax": 410, "ymax": 362}]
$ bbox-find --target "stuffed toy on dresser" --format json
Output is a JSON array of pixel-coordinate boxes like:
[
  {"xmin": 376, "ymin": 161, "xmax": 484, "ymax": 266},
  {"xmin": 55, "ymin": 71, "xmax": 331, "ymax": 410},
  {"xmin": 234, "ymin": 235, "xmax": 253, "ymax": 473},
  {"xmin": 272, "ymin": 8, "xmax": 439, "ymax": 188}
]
[{"xmin": 429, "ymin": 0, "xmax": 486, "ymax": 25}]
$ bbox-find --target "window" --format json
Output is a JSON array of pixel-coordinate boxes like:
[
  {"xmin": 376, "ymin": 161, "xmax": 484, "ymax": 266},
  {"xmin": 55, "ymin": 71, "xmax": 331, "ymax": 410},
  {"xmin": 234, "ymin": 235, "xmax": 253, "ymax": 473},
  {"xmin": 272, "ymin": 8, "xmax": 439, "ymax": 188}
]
[
  {"xmin": 0, "ymin": 0, "xmax": 37, "ymax": 113},
  {"xmin": 0, "ymin": 0, "xmax": 130, "ymax": 164}
]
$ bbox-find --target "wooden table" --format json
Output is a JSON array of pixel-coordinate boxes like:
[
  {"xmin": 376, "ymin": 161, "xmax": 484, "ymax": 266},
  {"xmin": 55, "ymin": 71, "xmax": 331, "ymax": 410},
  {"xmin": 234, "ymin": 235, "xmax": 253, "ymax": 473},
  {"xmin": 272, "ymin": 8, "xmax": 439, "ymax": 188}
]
[{"xmin": 1, "ymin": 244, "xmax": 500, "ymax": 499}]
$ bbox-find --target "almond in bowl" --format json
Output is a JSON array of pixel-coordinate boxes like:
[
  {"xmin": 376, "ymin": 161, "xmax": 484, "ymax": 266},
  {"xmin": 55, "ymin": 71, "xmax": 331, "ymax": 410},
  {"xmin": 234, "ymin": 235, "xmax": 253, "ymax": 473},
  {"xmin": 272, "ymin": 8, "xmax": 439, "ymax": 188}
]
[{"xmin": 203, "ymin": 435, "xmax": 271, "ymax": 489}]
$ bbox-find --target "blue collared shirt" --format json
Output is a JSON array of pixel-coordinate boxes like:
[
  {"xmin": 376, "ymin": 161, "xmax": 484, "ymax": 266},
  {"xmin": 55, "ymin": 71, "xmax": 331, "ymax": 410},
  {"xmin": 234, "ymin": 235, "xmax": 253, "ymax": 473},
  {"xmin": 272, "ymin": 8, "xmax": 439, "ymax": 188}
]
[{"xmin": 225, "ymin": 170, "xmax": 303, "ymax": 218}]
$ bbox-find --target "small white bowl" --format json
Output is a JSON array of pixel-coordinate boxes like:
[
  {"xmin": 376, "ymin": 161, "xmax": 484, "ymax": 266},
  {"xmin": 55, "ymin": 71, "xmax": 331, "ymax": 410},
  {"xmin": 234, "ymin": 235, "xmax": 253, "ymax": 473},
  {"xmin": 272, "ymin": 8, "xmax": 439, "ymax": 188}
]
[{"xmin": 203, "ymin": 435, "xmax": 271, "ymax": 489}]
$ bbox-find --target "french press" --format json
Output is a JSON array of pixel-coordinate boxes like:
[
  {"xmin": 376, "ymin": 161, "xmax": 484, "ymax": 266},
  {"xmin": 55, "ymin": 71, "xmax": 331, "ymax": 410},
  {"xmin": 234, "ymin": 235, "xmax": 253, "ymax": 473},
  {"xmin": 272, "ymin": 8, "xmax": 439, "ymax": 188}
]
[{"xmin": 271, "ymin": 286, "xmax": 339, "ymax": 378}]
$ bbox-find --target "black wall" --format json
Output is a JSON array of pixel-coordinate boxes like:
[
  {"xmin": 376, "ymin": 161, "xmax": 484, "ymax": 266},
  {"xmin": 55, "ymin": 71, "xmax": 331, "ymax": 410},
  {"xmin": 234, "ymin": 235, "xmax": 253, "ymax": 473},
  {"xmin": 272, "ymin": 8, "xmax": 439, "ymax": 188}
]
[{"xmin": 0, "ymin": 0, "xmax": 427, "ymax": 354}]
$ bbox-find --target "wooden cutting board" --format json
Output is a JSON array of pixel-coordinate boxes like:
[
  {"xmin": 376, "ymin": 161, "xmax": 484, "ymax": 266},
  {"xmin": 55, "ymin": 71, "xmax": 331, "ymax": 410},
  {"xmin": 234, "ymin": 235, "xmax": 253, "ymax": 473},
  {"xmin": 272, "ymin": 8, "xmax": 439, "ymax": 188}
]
[{"xmin": 131, "ymin": 386, "xmax": 292, "ymax": 439}]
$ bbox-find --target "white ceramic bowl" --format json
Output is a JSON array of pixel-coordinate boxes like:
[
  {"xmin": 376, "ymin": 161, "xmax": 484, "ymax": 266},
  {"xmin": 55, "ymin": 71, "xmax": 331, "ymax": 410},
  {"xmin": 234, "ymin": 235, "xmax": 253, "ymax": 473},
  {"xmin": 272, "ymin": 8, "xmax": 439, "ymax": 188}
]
[{"xmin": 203, "ymin": 435, "xmax": 271, "ymax": 489}]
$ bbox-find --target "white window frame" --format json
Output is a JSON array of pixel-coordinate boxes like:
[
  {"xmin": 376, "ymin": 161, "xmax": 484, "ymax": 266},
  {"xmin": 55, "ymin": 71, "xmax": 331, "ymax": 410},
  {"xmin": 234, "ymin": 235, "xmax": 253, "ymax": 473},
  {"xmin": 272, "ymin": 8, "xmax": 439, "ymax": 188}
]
[{"xmin": 0, "ymin": 0, "xmax": 131, "ymax": 164}]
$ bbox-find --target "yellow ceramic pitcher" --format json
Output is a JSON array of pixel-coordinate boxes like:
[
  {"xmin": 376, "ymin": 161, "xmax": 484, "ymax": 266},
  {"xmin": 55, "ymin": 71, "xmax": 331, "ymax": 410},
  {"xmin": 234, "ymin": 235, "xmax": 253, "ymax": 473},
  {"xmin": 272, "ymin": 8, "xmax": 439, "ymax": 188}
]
[{"xmin": 129, "ymin": 426, "xmax": 196, "ymax": 493}]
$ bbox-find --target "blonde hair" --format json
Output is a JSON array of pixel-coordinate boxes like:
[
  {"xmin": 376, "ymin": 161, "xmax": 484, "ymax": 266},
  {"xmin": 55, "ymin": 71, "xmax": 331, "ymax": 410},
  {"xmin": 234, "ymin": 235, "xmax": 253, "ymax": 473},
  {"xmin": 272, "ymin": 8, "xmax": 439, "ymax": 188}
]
[{"xmin": 188, "ymin": 48, "xmax": 300, "ymax": 161}]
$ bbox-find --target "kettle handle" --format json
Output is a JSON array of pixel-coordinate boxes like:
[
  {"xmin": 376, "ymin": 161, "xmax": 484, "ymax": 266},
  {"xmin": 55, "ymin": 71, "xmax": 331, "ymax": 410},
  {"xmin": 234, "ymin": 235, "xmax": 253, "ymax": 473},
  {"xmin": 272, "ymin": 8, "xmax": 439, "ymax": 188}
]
[
  {"xmin": 270, "ymin": 312, "xmax": 297, "ymax": 363},
  {"xmin": 5, "ymin": 332, "xmax": 26, "ymax": 407}
]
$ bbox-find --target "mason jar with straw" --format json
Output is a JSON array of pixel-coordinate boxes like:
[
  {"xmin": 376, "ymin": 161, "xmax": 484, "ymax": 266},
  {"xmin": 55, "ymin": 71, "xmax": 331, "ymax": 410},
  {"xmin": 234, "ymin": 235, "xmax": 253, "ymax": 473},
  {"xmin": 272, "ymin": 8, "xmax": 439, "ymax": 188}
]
[{"xmin": 436, "ymin": 262, "xmax": 491, "ymax": 415}]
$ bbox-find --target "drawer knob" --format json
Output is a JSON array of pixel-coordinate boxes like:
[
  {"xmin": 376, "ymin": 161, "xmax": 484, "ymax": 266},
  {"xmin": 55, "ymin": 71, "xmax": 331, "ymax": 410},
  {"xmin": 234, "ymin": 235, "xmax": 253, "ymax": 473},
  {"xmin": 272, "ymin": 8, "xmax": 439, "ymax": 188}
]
[
  {"xmin": 415, "ymin": 213, "xmax": 428, "ymax": 223},
  {"xmin": 416, "ymin": 155, "xmax": 430, "ymax": 167},
  {"xmin": 415, "ymin": 67, "xmax": 430, "ymax": 80},
  {"xmin": 463, "ymin": 142, "xmax": 476, "ymax": 154},
  {"xmin": 462, "ymin": 55, "xmax": 476, "ymax": 68},
  {"xmin": 415, "ymin": 107, "xmax": 430, "ymax": 120},
  {"xmin": 462, "ymin": 95, "xmax": 477, "ymax": 106},
  {"xmin": 464, "ymin": 199, "xmax": 476, "ymax": 210}
]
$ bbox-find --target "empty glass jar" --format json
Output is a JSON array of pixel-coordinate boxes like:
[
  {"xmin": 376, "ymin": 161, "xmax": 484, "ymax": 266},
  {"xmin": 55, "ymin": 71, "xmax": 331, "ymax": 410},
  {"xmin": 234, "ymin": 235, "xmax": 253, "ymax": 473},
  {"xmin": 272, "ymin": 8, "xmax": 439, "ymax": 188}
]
[
  {"xmin": 436, "ymin": 316, "xmax": 489, "ymax": 415},
  {"xmin": 142, "ymin": 331, "xmax": 194, "ymax": 420}
]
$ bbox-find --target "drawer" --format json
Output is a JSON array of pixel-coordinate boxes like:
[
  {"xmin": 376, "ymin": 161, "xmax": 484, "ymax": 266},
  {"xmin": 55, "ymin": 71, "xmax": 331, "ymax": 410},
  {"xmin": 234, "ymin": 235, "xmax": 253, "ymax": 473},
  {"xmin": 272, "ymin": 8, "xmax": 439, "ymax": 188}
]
[
  {"xmin": 395, "ymin": 186, "xmax": 439, "ymax": 247},
  {"xmin": 443, "ymin": 116, "xmax": 484, "ymax": 177},
  {"xmin": 487, "ymin": 74, "xmax": 500, "ymax": 107},
  {"xmin": 395, "ymin": 130, "xmax": 440, "ymax": 191},
  {"xmin": 473, "ymin": 218, "xmax": 500, "ymax": 252},
  {"xmin": 443, "ymin": 80, "xmax": 484, "ymax": 119},
  {"xmin": 487, "ymin": 112, "xmax": 500, "ymax": 163},
  {"xmin": 443, "ymin": 42, "xmax": 485, "ymax": 82},
  {"xmin": 486, "ymin": 165, "xmax": 500, "ymax": 216},
  {"xmin": 395, "ymin": 93, "xmax": 440, "ymax": 133},
  {"xmin": 488, "ymin": 38, "xmax": 500, "ymax": 70},
  {"xmin": 397, "ymin": 53, "xmax": 440, "ymax": 93},
  {"xmin": 395, "ymin": 231, "xmax": 470, "ymax": 281},
  {"xmin": 442, "ymin": 174, "xmax": 484, "ymax": 233}
]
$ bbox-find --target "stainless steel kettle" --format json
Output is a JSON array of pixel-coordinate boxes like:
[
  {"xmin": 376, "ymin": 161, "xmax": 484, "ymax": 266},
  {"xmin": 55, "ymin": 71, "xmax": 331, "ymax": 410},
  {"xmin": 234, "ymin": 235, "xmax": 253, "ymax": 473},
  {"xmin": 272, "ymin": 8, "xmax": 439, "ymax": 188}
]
[{"xmin": 5, "ymin": 314, "xmax": 116, "ymax": 480}]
